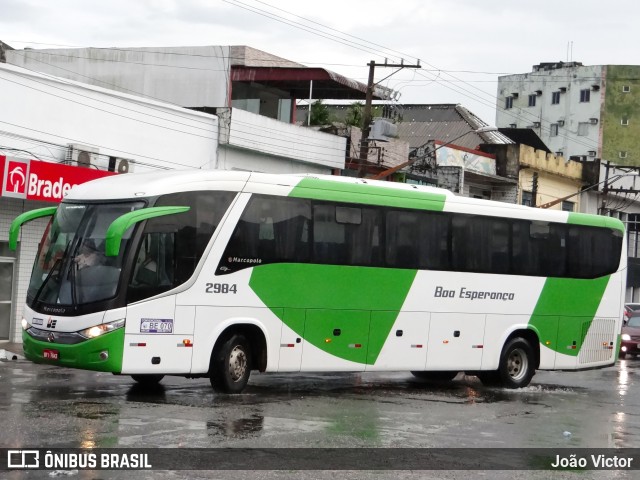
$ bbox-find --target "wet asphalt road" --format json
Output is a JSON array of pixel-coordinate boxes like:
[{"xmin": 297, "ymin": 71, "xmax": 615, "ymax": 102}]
[{"xmin": 1, "ymin": 355, "xmax": 640, "ymax": 479}]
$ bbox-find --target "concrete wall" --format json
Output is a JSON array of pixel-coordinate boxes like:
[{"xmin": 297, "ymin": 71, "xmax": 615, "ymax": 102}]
[
  {"xmin": 0, "ymin": 63, "xmax": 219, "ymax": 171},
  {"xmin": 226, "ymin": 108, "xmax": 346, "ymax": 171},
  {"xmin": 0, "ymin": 198, "xmax": 49, "ymax": 342},
  {"xmin": 602, "ymin": 66, "xmax": 640, "ymax": 165},
  {"xmin": 6, "ymin": 46, "xmax": 231, "ymax": 109}
]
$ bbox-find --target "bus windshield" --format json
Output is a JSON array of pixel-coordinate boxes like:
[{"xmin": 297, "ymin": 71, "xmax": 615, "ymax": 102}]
[{"xmin": 28, "ymin": 201, "xmax": 144, "ymax": 306}]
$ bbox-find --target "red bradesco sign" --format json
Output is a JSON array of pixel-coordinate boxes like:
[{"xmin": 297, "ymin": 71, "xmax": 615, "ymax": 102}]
[{"xmin": 1, "ymin": 156, "xmax": 115, "ymax": 203}]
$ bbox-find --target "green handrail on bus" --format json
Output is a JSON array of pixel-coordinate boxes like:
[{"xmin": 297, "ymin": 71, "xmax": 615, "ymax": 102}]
[
  {"xmin": 9, "ymin": 206, "xmax": 58, "ymax": 250},
  {"xmin": 105, "ymin": 206, "xmax": 190, "ymax": 256}
]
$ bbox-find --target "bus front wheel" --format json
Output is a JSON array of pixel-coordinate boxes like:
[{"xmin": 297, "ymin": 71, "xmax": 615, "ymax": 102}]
[
  {"xmin": 210, "ymin": 334, "xmax": 251, "ymax": 394},
  {"xmin": 495, "ymin": 337, "xmax": 535, "ymax": 389}
]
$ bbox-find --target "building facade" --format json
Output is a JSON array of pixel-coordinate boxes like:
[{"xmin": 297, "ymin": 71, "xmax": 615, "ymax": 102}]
[{"xmin": 496, "ymin": 62, "xmax": 640, "ymax": 166}]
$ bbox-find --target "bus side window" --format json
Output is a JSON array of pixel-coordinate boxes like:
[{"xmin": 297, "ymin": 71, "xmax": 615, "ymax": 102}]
[
  {"xmin": 417, "ymin": 211, "xmax": 450, "ymax": 270},
  {"xmin": 386, "ymin": 210, "xmax": 418, "ymax": 269},
  {"xmin": 218, "ymin": 195, "xmax": 311, "ymax": 274}
]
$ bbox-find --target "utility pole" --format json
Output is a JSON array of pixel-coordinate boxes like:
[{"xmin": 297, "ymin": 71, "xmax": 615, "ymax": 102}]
[
  {"xmin": 358, "ymin": 59, "xmax": 421, "ymax": 177},
  {"xmin": 531, "ymin": 172, "xmax": 539, "ymax": 207}
]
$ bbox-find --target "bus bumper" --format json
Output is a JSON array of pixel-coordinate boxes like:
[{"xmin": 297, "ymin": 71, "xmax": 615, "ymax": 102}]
[{"xmin": 22, "ymin": 328, "xmax": 124, "ymax": 373}]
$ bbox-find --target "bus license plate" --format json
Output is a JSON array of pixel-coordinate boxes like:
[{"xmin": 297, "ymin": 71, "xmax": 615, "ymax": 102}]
[
  {"xmin": 140, "ymin": 318, "xmax": 173, "ymax": 334},
  {"xmin": 43, "ymin": 349, "xmax": 59, "ymax": 360}
]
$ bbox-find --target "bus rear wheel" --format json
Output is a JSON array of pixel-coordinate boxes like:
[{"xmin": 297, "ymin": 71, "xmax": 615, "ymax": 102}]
[
  {"xmin": 210, "ymin": 333, "xmax": 251, "ymax": 394},
  {"xmin": 131, "ymin": 374, "xmax": 164, "ymax": 386},
  {"xmin": 495, "ymin": 337, "xmax": 535, "ymax": 388}
]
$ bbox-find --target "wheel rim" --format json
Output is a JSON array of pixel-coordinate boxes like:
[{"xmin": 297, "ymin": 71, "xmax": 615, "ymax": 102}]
[
  {"xmin": 228, "ymin": 345, "xmax": 248, "ymax": 383},
  {"xmin": 507, "ymin": 347, "xmax": 528, "ymax": 381}
]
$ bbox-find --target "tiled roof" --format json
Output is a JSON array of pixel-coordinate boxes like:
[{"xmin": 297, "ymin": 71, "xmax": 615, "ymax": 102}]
[{"xmin": 397, "ymin": 104, "xmax": 513, "ymax": 150}]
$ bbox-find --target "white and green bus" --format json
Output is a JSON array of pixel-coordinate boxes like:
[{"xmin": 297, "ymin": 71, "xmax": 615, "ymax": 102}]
[{"xmin": 11, "ymin": 171, "xmax": 626, "ymax": 393}]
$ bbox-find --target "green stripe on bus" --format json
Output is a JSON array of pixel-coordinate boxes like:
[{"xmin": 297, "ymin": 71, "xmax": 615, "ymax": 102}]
[
  {"xmin": 528, "ymin": 276, "xmax": 610, "ymax": 356},
  {"xmin": 567, "ymin": 212, "xmax": 625, "ymax": 232},
  {"xmin": 249, "ymin": 264, "xmax": 417, "ymax": 364},
  {"xmin": 289, "ymin": 177, "xmax": 447, "ymax": 212}
]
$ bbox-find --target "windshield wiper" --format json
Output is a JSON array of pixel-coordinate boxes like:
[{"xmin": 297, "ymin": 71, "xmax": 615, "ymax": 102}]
[
  {"xmin": 32, "ymin": 257, "xmax": 62, "ymax": 305},
  {"xmin": 69, "ymin": 260, "xmax": 79, "ymax": 308}
]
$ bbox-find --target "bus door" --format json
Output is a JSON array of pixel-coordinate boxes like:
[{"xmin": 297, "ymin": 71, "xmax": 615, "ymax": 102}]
[
  {"xmin": 122, "ymin": 296, "xmax": 194, "ymax": 374},
  {"xmin": 300, "ymin": 309, "xmax": 369, "ymax": 371},
  {"xmin": 426, "ymin": 313, "xmax": 486, "ymax": 370}
]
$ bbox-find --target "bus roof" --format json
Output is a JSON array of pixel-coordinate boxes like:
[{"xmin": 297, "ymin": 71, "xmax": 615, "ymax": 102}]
[
  {"xmin": 65, "ymin": 170, "xmax": 456, "ymax": 201},
  {"xmin": 64, "ymin": 170, "xmax": 624, "ymax": 232}
]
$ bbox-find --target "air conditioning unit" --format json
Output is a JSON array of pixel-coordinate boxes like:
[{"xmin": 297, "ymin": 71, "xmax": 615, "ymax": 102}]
[
  {"xmin": 588, "ymin": 150, "xmax": 596, "ymax": 157},
  {"xmin": 590, "ymin": 118, "xmax": 598, "ymax": 125},
  {"xmin": 533, "ymin": 122, "xmax": 541, "ymax": 128},
  {"xmin": 369, "ymin": 120, "xmax": 398, "ymax": 142},
  {"xmin": 558, "ymin": 120, "xmax": 565, "ymax": 127},
  {"xmin": 66, "ymin": 144, "xmax": 99, "ymax": 168}
]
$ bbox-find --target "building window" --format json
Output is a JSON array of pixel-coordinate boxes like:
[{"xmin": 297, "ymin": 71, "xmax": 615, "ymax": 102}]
[
  {"xmin": 620, "ymin": 151, "xmax": 628, "ymax": 159},
  {"xmin": 509, "ymin": 123, "xmax": 517, "ymax": 128},
  {"xmin": 521, "ymin": 191, "xmax": 532, "ymax": 207},
  {"xmin": 550, "ymin": 123, "xmax": 559, "ymax": 136},
  {"xmin": 578, "ymin": 122, "xmax": 589, "ymax": 136},
  {"xmin": 552, "ymin": 92, "xmax": 561, "ymax": 105},
  {"xmin": 623, "ymin": 85, "xmax": 631, "ymax": 93},
  {"xmin": 562, "ymin": 201, "xmax": 575, "ymax": 212},
  {"xmin": 622, "ymin": 118, "xmax": 629, "ymax": 126},
  {"xmin": 528, "ymin": 94, "xmax": 537, "ymax": 107},
  {"xmin": 505, "ymin": 96, "xmax": 513, "ymax": 109},
  {"xmin": 579, "ymin": 89, "xmax": 591, "ymax": 103}
]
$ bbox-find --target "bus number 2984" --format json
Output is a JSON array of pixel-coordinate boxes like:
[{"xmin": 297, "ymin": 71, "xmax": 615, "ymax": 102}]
[{"xmin": 205, "ymin": 283, "xmax": 237, "ymax": 294}]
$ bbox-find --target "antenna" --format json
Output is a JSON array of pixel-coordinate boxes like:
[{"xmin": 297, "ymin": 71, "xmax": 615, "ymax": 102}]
[{"xmin": 569, "ymin": 40, "xmax": 573, "ymax": 62}]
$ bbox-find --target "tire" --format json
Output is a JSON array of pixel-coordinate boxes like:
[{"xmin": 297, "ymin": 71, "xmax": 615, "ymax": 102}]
[
  {"xmin": 131, "ymin": 374, "xmax": 164, "ymax": 386},
  {"xmin": 495, "ymin": 337, "xmax": 535, "ymax": 388},
  {"xmin": 210, "ymin": 334, "xmax": 252, "ymax": 394},
  {"xmin": 619, "ymin": 351, "xmax": 627, "ymax": 359},
  {"xmin": 411, "ymin": 371, "xmax": 458, "ymax": 382}
]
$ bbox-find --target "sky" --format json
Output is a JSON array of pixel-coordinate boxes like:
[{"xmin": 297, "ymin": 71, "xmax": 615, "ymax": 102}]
[{"xmin": 2, "ymin": 0, "xmax": 639, "ymax": 124}]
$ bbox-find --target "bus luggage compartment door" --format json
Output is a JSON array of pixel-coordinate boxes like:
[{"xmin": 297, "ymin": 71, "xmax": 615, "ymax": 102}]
[
  {"xmin": 426, "ymin": 313, "xmax": 486, "ymax": 370},
  {"xmin": 121, "ymin": 298, "xmax": 194, "ymax": 374}
]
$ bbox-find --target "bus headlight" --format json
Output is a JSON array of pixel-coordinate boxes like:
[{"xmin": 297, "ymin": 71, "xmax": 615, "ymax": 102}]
[
  {"xmin": 622, "ymin": 333, "xmax": 631, "ymax": 341},
  {"xmin": 21, "ymin": 318, "xmax": 30, "ymax": 330},
  {"xmin": 79, "ymin": 319, "xmax": 125, "ymax": 339}
]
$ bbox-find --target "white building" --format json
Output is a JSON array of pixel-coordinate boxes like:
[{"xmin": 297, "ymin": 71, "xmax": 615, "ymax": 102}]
[
  {"xmin": 4, "ymin": 45, "xmax": 385, "ymax": 175},
  {"xmin": 496, "ymin": 61, "xmax": 640, "ymax": 166}
]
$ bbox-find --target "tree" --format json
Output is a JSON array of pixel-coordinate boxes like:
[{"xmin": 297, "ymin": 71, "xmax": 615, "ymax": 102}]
[
  {"xmin": 345, "ymin": 102, "xmax": 363, "ymax": 128},
  {"xmin": 309, "ymin": 100, "xmax": 331, "ymax": 126}
]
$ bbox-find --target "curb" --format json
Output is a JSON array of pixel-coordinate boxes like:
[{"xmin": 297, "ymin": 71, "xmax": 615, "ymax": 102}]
[{"xmin": 0, "ymin": 348, "xmax": 24, "ymax": 361}]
